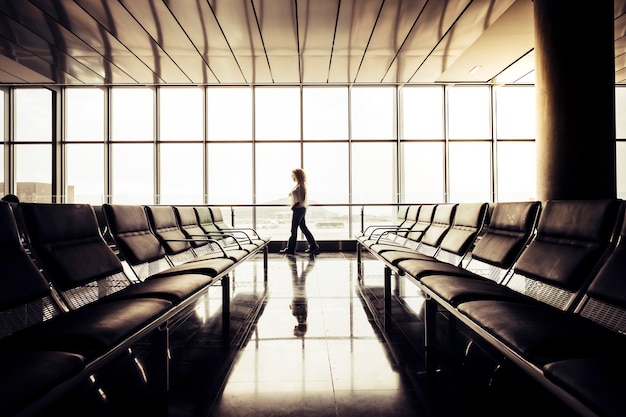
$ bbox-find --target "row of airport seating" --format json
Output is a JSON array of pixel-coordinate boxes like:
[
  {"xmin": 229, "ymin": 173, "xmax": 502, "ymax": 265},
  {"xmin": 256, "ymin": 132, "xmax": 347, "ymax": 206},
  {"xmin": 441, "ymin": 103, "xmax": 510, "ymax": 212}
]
[
  {"xmin": 356, "ymin": 199, "xmax": 626, "ymax": 417},
  {"xmin": 0, "ymin": 202, "xmax": 269, "ymax": 417}
]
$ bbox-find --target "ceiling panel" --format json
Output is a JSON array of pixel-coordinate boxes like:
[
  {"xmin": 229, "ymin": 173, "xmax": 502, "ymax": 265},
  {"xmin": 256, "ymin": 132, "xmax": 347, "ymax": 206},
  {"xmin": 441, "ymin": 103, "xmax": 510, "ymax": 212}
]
[
  {"xmin": 355, "ymin": 0, "xmax": 428, "ymax": 83},
  {"xmin": 298, "ymin": 0, "xmax": 339, "ymax": 83},
  {"xmin": 329, "ymin": 0, "xmax": 382, "ymax": 83},
  {"xmin": 75, "ymin": 0, "xmax": 190, "ymax": 83},
  {"xmin": 0, "ymin": 0, "xmax": 624, "ymax": 86},
  {"xmin": 437, "ymin": 0, "xmax": 533, "ymax": 83},
  {"xmin": 167, "ymin": 0, "xmax": 245, "ymax": 83},
  {"xmin": 210, "ymin": 0, "xmax": 270, "ymax": 84},
  {"xmin": 253, "ymin": 0, "xmax": 300, "ymax": 83}
]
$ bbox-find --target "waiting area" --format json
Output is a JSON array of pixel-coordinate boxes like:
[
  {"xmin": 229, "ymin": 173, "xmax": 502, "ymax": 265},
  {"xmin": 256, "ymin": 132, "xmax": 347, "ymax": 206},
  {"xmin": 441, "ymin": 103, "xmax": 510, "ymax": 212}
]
[{"xmin": 1, "ymin": 200, "xmax": 624, "ymax": 417}]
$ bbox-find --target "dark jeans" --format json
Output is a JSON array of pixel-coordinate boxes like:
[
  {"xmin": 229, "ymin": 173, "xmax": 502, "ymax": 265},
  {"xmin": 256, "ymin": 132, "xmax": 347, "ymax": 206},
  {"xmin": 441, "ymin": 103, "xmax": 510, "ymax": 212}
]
[{"xmin": 287, "ymin": 207, "xmax": 318, "ymax": 251}]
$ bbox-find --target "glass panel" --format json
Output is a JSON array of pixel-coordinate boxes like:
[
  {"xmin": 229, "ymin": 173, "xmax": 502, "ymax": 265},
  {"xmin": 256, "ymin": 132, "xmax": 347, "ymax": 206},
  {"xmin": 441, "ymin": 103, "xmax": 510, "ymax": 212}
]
[
  {"xmin": 15, "ymin": 89, "xmax": 52, "ymax": 142},
  {"xmin": 111, "ymin": 88, "xmax": 154, "ymax": 141},
  {"xmin": 495, "ymin": 86, "xmax": 536, "ymax": 139},
  {"xmin": 66, "ymin": 89, "xmax": 104, "ymax": 141},
  {"xmin": 255, "ymin": 143, "xmax": 300, "ymax": 237},
  {"xmin": 0, "ymin": 90, "xmax": 3, "ymax": 140},
  {"xmin": 497, "ymin": 142, "xmax": 536, "ymax": 202},
  {"xmin": 160, "ymin": 88, "xmax": 203, "ymax": 141},
  {"xmin": 351, "ymin": 87, "xmax": 395, "ymax": 140},
  {"xmin": 15, "ymin": 144, "xmax": 52, "ymax": 202},
  {"xmin": 66, "ymin": 144, "xmax": 104, "ymax": 204},
  {"xmin": 303, "ymin": 143, "xmax": 348, "ymax": 204},
  {"xmin": 306, "ymin": 206, "xmax": 350, "ymax": 240},
  {"xmin": 0, "ymin": 91, "xmax": 3, "ymax": 196},
  {"xmin": 111, "ymin": 144, "xmax": 154, "ymax": 203},
  {"xmin": 616, "ymin": 87, "xmax": 626, "ymax": 139},
  {"xmin": 303, "ymin": 87, "xmax": 349, "ymax": 140},
  {"xmin": 401, "ymin": 142, "xmax": 445, "ymax": 203},
  {"xmin": 255, "ymin": 87, "xmax": 300, "ymax": 141},
  {"xmin": 354, "ymin": 205, "xmax": 396, "ymax": 237},
  {"xmin": 207, "ymin": 143, "xmax": 253, "ymax": 204},
  {"xmin": 207, "ymin": 87, "xmax": 253, "ymax": 140},
  {"xmin": 352, "ymin": 142, "xmax": 395, "ymax": 203},
  {"xmin": 401, "ymin": 86, "xmax": 444, "ymax": 139},
  {"xmin": 160, "ymin": 143, "xmax": 203, "ymax": 204},
  {"xmin": 448, "ymin": 86, "xmax": 491, "ymax": 140},
  {"xmin": 448, "ymin": 142, "xmax": 491, "ymax": 202},
  {"xmin": 303, "ymin": 143, "xmax": 349, "ymax": 238},
  {"xmin": 617, "ymin": 142, "xmax": 626, "ymax": 199},
  {"xmin": 497, "ymin": 142, "xmax": 537, "ymax": 201}
]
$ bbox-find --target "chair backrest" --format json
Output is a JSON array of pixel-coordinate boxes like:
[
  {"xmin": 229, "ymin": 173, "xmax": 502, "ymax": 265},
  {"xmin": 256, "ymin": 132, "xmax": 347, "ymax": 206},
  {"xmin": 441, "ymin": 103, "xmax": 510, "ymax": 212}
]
[
  {"xmin": 145, "ymin": 205, "xmax": 196, "ymax": 265},
  {"xmin": 173, "ymin": 206, "xmax": 209, "ymax": 247},
  {"xmin": 19, "ymin": 203, "xmax": 132, "ymax": 309},
  {"xmin": 0, "ymin": 202, "xmax": 64, "ymax": 339},
  {"xmin": 208, "ymin": 206, "xmax": 230, "ymax": 230},
  {"xmin": 194, "ymin": 206, "xmax": 221, "ymax": 235},
  {"xmin": 102, "ymin": 204, "xmax": 172, "ymax": 280},
  {"xmin": 577, "ymin": 202, "xmax": 626, "ymax": 333},
  {"xmin": 406, "ymin": 204, "xmax": 436, "ymax": 242},
  {"xmin": 396, "ymin": 205, "xmax": 420, "ymax": 237},
  {"xmin": 417, "ymin": 204, "xmax": 458, "ymax": 256},
  {"xmin": 434, "ymin": 203, "xmax": 488, "ymax": 266},
  {"xmin": 396, "ymin": 206, "xmax": 409, "ymax": 222},
  {"xmin": 506, "ymin": 199, "xmax": 621, "ymax": 311},
  {"xmin": 465, "ymin": 201, "xmax": 541, "ymax": 283}
]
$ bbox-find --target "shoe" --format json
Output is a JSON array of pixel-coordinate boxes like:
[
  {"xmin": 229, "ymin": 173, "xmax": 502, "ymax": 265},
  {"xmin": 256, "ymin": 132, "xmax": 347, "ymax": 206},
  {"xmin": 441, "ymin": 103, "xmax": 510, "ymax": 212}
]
[
  {"xmin": 279, "ymin": 248, "xmax": 295, "ymax": 255},
  {"xmin": 304, "ymin": 246, "xmax": 320, "ymax": 254}
]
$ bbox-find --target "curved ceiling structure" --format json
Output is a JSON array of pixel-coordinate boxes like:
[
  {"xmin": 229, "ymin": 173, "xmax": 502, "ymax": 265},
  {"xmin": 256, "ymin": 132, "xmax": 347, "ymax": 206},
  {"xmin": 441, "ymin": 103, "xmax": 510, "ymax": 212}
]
[{"xmin": 0, "ymin": 0, "xmax": 624, "ymax": 86}]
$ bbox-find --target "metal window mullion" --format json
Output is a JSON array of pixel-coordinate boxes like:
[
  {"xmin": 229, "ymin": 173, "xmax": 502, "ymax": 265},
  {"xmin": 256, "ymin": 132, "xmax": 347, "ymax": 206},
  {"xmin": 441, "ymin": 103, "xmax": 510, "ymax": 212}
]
[
  {"xmin": 443, "ymin": 85, "xmax": 450, "ymax": 203},
  {"xmin": 52, "ymin": 87, "xmax": 62, "ymax": 203},
  {"xmin": 154, "ymin": 87, "xmax": 159, "ymax": 205},
  {"xmin": 104, "ymin": 87, "xmax": 111, "ymax": 204}
]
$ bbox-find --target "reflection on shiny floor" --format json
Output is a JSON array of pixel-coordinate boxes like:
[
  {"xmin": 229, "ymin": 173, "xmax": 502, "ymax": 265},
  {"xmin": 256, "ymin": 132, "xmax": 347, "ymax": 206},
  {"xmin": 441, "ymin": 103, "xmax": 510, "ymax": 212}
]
[{"xmin": 202, "ymin": 252, "xmax": 426, "ymax": 417}]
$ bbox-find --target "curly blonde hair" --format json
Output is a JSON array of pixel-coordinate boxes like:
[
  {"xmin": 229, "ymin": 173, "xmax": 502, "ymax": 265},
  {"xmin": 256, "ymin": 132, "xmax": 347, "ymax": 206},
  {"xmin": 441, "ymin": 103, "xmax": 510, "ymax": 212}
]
[{"xmin": 291, "ymin": 168, "xmax": 307, "ymax": 185}]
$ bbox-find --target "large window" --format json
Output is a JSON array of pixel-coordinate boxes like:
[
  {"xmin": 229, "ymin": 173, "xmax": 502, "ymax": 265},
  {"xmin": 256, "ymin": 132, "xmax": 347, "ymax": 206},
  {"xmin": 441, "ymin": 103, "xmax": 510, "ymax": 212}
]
[
  {"xmin": 303, "ymin": 87, "xmax": 349, "ymax": 140},
  {"xmin": 447, "ymin": 86, "xmax": 491, "ymax": 140},
  {"xmin": 159, "ymin": 143, "xmax": 203, "ymax": 204},
  {"xmin": 615, "ymin": 88, "xmax": 626, "ymax": 198},
  {"xmin": 111, "ymin": 144, "xmax": 154, "ymax": 204},
  {"xmin": 0, "ymin": 90, "xmax": 4, "ymax": 196},
  {"xmin": 14, "ymin": 89, "xmax": 52, "ymax": 202},
  {"xmin": 1, "ymin": 84, "xmax": 553, "ymax": 238},
  {"xmin": 255, "ymin": 88, "xmax": 300, "ymax": 141},
  {"xmin": 65, "ymin": 88, "xmax": 105, "ymax": 203},
  {"xmin": 401, "ymin": 86, "xmax": 444, "ymax": 139},
  {"xmin": 111, "ymin": 88, "xmax": 154, "ymax": 141},
  {"xmin": 160, "ymin": 88, "xmax": 203, "ymax": 141},
  {"xmin": 207, "ymin": 87, "xmax": 253, "ymax": 140},
  {"xmin": 351, "ymin": 87, "xmax": 395, "ymax": 140}
]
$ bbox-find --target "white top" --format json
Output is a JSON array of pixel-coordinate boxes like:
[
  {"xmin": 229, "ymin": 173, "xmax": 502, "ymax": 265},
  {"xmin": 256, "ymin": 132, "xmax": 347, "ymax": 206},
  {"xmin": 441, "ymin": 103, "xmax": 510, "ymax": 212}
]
[{"xmin": 289, "ymin": 183, "xmax": 307, "ymax": 209}]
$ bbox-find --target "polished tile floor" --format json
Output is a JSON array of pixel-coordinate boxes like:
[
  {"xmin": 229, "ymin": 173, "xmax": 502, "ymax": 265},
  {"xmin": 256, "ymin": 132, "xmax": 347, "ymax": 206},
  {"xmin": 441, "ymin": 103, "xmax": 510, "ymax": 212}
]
[
  {"xmin": 202, "ymin": 252, "xmax": 427, "ymax": 417},
  {"xmin": 46, "ymin": 251, "xmax": 580, "ymax": 417}
]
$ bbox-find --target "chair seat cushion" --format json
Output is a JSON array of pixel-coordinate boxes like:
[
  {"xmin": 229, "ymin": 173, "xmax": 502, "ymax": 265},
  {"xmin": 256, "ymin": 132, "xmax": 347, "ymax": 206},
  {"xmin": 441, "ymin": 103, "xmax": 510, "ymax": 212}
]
[
  {"xmin": 458, "ymin": 300, "xmax": 626, "ymax": 365},
  {"xmin": 153, "ymin": 257, "xmax": 235, "ymax": 278},
  {"xmin": 381, "ymin": 250, "xmax": 432, "ymax": 265},
  {"xmin": 420, "ymin": 274, "xmax": 530, "ymax": 305},
  {"xmin": 397, "ymin": 260, "xmax": 476, "ymax": 280},
  {"xmin": 0, "ymin": 350, "xmax": 86, "ymax": 416},
  {"xmin": 1, "ymin": 298, "xmax": 172, "ymax": 359},
  {"xmin": 543, "ymin": 358, "xmax": 626, "ymax": 417},
  {"xmin": 107, "ymin": 273, "xmax": 215, "ymax": 304}
]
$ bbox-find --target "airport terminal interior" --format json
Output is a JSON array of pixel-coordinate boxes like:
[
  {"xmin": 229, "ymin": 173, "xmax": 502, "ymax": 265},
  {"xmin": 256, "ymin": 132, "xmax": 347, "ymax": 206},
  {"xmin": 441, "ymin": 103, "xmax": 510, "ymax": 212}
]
[{"xmin": 1, "ymin": 1, "xmax": 626, "ymax": 417}]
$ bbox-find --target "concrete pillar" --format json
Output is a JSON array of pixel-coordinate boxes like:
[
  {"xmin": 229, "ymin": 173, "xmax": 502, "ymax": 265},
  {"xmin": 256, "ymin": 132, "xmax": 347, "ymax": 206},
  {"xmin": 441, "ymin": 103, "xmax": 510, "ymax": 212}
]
[{"xmin": 534, "ymin": 0, "xmax": 616, "ymax": 201}]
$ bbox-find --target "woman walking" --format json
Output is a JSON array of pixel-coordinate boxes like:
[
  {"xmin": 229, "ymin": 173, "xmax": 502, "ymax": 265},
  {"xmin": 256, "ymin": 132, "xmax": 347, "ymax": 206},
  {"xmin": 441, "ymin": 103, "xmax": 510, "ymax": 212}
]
[{"xmin": 280, "ymin": 168, "xmax": 320, "ymax": 255}]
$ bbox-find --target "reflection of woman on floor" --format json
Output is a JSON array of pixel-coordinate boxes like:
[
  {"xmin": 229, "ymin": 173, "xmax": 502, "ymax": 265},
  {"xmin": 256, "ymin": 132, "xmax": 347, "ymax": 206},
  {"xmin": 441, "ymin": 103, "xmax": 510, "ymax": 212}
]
[{"xmin": 288, "ymin": 256, "xmax": 315, "ymax": 337}]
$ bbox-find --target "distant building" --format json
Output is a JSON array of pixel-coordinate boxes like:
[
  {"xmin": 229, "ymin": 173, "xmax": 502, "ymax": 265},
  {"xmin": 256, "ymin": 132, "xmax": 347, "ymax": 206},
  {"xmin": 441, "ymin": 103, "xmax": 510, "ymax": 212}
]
[{"xmin": 0, "ymin": 183, "xmax": 74, "ymax": 203}]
